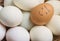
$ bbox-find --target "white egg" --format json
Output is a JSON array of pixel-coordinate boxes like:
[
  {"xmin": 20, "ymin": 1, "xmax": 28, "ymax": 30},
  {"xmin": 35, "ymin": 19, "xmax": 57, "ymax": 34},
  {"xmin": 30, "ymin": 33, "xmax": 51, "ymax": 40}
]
[
  {"xmin": 30, "ymin": 26, "xmax": 53, "ymax": 41},
  {"xmin": 0, "ymin": 24, "xmax": 6, "ymax": 41},
  {"xmin": 49, "ymin": 0, "xmax": 59, "ymax": 1},
  {"xmin": 46, "ymin": 1, "xmax": 60, "ymax": 15},
  {"xmin": 6, "ymin": 27, "xmax": 30, "ymax": 41},
  {"xmin": 20, "ymin": 12, "xmax": 34, "ymax": 30},
  {"xmin": 0, "ymin": 6, "xmax": 23, "ymax": 27},
  {"xmin": 13, "ymin": 0, "xmax": 44, "ymax": 11},
  {"xmin": 4, "ymin": 0, "xmax": 14, "ymax": 6},
  {"xmin": 0, "ymin": 6, "xmax": 3, "ymax": 11},
  {"xmin": 46, "ymin": 15, "xmax": 60, "ymax": 35}
]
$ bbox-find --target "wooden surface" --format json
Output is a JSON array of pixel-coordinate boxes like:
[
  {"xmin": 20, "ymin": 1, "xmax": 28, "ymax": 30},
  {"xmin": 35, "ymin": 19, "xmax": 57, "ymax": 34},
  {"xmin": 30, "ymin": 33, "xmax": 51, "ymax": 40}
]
[
  {"xmin": 0, "ymin": 0, "xmax": 4, "ymax": 6},
  {"xmin": 54, "ymin": 36, "xmax": 60, "ymax": 41}
]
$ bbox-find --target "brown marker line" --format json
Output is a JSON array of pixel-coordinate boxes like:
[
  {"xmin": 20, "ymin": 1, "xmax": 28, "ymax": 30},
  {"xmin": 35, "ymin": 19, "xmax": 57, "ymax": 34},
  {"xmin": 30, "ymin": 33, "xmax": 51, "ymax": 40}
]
[
  {"xmin": 44, "ymin": 5, "xmax": 49, "ymax": 12},
  {"xmin": 44, "ymin": 5, "xmax": 49, "ymax": 14},
  {"xmin": 39, "ymin": 6, "xmax": 44, "ymax": 16},
  {"xmin": 39, "ymin": 11, "xmax": 43, "ymax": 16}
]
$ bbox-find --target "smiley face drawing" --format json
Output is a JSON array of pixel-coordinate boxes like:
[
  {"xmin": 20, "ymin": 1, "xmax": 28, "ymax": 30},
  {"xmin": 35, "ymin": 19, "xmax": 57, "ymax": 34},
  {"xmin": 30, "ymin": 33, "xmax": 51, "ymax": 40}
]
[{"xmin": 30, "ymin": 3, "xmax": 54, "ymax": 25}]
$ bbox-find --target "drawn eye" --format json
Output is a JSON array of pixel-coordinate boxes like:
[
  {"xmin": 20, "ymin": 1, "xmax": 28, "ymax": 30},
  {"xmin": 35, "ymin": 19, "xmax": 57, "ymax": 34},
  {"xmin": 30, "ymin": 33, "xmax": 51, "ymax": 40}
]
[
  {"xmin": 41, "ymin": 7, "xmax": 43, "ymax": 10},
  {"xmin": 44, "ymin": 5, "xmax": 50, "ymax": 15},
  {"xmin": 39, "ymin": 11, "xmax": 43, "ymax": 16},
  {"xmin": 46, "ymin": 12, "xmax": 48, "ymax": 14},
  {"xmin": 38, "ymin": 7, "xmax": 44, "ymax": 16}
]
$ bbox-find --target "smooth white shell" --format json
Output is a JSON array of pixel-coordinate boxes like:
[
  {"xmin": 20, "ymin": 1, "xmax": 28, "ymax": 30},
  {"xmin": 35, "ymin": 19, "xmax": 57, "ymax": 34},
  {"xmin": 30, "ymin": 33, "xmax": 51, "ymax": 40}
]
[
  {"xmin": 13, "ymin": 0, "xmax": 44, "ymax": 11},
  {"xmin": 20, "ymin": 12, "xmax": 34, "ymax": 30},
  {"xmin": 30, "ymin": 26, "xmax": 53, "ymax": 41},
  {"xmin": 6, "ymin": 27, "xmax": 30, "ymax": 41},
  {"xmin": 49, "ymin": 0, "xmax": 59, "ymax": 1},
  {"xmin": 4, "ymin": 0, "xmax": 14, "ymax": 6},
  {"xmin": 0, "ymin": 6, "xmax": 3, "ymax": 11},
  {"xmin": 0, "ymin": 24, "xmax": 6, "ymax": 41},
  {"xmin": 46, "ymin": 15, "xmax": 60, "ymax": 35},
  {"xmin": 0, "ymin": 6, "xmax": 23, "ymax": 27},
  {"xmin": 46, "ymin": 1, "xmax": 60, "ymax": 15}
]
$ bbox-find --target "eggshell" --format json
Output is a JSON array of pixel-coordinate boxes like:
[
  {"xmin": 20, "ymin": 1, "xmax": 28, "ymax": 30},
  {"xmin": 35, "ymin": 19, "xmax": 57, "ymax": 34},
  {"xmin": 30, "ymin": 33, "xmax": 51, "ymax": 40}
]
[
  {"xmin": 0, "ymin": 6, "xmax": 3, "ymax": 11},
  {"xmin": 30, "ymin": 26, "xmax": 53, "ymax": 41},
  {"xmin": 46, "ymin": 1, "xmax": 60, "ymax": 15},
  {"xmin": 46, "ymin": 15, "xmax": 60, "ymax": 35},
  {"xmin": 0, "ymin": 24, "xmax": 6, "ymax": 41},
  {"xmin": 20, "ymin": 12, "xmax": 34, "ymax": 30},
  {"xmin": 49, "ymin": 0, "xmax": 60, "ymax": 1},
  {"xmin": 4, "ymin": 0, "xmax": 14, "ymax": 6},
  {"xmin": 6, "ymin": 27, "xmax": 30, "ymax": 41},
  {"xmin": 30, "ymin": 3, "xmax": 54, "ymax": 25},
  {"xmin": 0, "ymin": 6, "xmax": 23, "ymax": 27},
  {"xmin": 13, "ymin": 0, "xmax": 44, "ymax": 11}
]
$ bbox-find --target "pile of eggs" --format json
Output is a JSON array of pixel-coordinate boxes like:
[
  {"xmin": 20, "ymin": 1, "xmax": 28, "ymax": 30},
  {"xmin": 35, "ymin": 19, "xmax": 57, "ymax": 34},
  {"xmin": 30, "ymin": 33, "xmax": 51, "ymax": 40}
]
[{"xmin": 0, "ymin": 0, "xmax": 60, "ymax": 41}]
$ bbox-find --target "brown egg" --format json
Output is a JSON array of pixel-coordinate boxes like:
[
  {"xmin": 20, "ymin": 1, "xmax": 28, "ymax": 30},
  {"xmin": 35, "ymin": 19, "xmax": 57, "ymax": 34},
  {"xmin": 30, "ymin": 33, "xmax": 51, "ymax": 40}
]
[{"xmin": 30, "ymin": 3, "xmax": 54, "ymax": 25}]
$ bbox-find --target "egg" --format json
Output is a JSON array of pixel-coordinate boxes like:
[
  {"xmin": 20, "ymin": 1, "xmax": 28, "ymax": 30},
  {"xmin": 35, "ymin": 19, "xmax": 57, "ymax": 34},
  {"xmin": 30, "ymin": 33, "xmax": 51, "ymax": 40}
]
[
  {"xmin": 13, "ymin": 0, "xmax": 44, "ymax": 11},
  {"xmin": 30, "ymin": 26, "xmax": 53, "ymax": 41},
  {"xmin": 0, "ymin": 24, "xmax": 6, "ymax": 41},
  {"xmin": 46, "ymin": 15, "xmax": 60, "ymax": 35},
  {"xmin": 4, "ymin": 0, "xmax": 14, "ymax": 6},
  {"xmin": 49, "ymin": 0, "xmax": 60, "ymax": 1},
  {"xmin": 0, "ymin": 6, "xmax": 3, "ymax": 11},
  {"xmin": 46, "ymin": 1, "xmax": 60, "ymax": 15},
  {"xmin": 20, "ymin": 12, "xmax": 34, "ymax": 30},
  {"xmin": 0, "ymin": 6, "xmax": 23, "ymax": 27},
  {"xmin": 30, "ymin": 3, "xmax": 54, "ymax": 25},
  {"xmin": 6, "ymin": 27, "xmax": 30, "ymax": 41}
]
